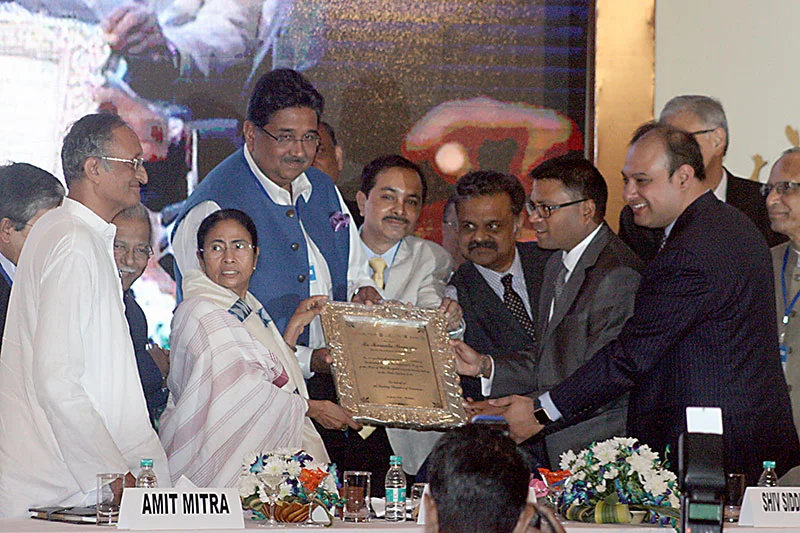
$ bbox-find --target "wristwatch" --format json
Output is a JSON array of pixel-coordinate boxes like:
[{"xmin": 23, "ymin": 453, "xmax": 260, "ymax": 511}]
[{"xmin": 533, "ymin": 398, "xmax": 553, "ymax": 425}]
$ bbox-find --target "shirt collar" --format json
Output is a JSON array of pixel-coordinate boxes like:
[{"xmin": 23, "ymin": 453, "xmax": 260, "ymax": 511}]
[
  {"xmin": 243, "ymin": 144, "xmax": 312, "ymax": 205},
  {"xmin": 712, "ymin": 168, "xmax": 728, "ymax": 202},
  {"xmin": 560, "ymin": 223, "xmax": 604, "ymax": 273},
  {"xmin": 0, "ymin": 250, "xmax": 14, "ymax": 283},
  {"xmin": 63, "ymin": 197, "xmax": 117, "ymax": 242},
  {"xmin": 361, "ymin": 236, "xmax": 401, "ymax": 265},
  {"xmin": 474, "ymin": 247, "xmax": 524, "ymax": 280}
]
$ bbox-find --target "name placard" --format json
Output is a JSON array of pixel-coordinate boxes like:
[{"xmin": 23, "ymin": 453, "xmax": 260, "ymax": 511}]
[
  {"xmin": 118, "ymin": 488, "xmax": 244, "ymax": 530},
  {"xmin": 739, "ymin": 486, "xmax": 800, "ymax": 526}
]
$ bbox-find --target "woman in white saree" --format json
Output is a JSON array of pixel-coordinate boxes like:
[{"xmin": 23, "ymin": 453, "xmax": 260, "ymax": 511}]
[{"xmin": 160, "ymin": 209, "xmax": 359, "ymax": 487}]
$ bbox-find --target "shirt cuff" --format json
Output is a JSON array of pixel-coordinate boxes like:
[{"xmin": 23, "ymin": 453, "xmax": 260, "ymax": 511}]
[
  {"xmin": 447, "ymin": 318, "xmax": 466, "ymax": 340},
  {"xmin": 539, "ymin": 391, "xmax": 563, "ymax": 422},
  {"xmin": 480, "ymin": 356, "xmax": 495, "ymax": 397},
  {"xmin": 296, "ymin": 346, "xmax": 314, "ymax": 380}
]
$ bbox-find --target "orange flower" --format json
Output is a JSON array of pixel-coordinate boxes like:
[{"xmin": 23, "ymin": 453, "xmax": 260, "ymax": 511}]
[{"xmin": 299, "ymin": 468, "xmax": 328, "ymax": 492}]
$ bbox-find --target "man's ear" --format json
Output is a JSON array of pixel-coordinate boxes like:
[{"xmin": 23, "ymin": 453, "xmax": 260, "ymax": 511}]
[
  {"xmin": 242, "ymin": 120, "xmax": 257, "ymax": 152},
  {"xmin": 582, "ymin": 198, "xmax": 596, "ymax": 222},
  {"xmin": 0, "ymin": 217, "xmax": 13, "ymax": 244},
  {"xmin": 83, "ymin": 156, "xmax": 102, "ymax": 186},
  {"xmin": 422, "ymin": 494, "xmax": 439, "ymax": 533},
  {"xmin": 335, "ymin": 145, "xmax": 344, "ymax": 171},
  {"xmin": 710, "ymin": 126, "xmax": 726, "ymax": 156},
  {"xmin": 356, "ymin": 190, "xmax": 368, "ymax": 217}
]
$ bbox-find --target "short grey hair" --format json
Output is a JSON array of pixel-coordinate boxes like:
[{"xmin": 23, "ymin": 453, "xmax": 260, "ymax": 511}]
[
  {"xmin": 61, "ymin": 113, "xmax": 128, "ymax": 187},
  {"xmin": 0, "ymin": 163, "xmax": 65, "ymax": 230},
  {"xmin": 660, "ymin": 95, "xmax": 729, "ymax": 155},
  {"xmin": 113, "ymin": 203, "xmax": 152, "ymax": 242}
]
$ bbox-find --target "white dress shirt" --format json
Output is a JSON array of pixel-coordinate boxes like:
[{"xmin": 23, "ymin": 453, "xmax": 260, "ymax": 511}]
[
  {"xmin": 0, "ymin": 198, "xmax": 169, "ymax": 517},
  {"xmin": 172, "ymin": 145, "xmax": 374, "ymax": 376},
  {"xmin": 0, "ymin": 251, "xmax": 14, "ymax": 283}
]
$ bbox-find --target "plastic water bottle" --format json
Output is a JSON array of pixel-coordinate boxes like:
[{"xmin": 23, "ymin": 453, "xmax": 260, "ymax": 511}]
[
  {"xmin": 757, "ymin": 460, "xmax": 778, "ymax": 487},
  {"xmin": 136, "ymin": 458, "xmax": 158, "ymax": 488},
  {"xmin": 384, "ymin": 455, "xmax": 406, "ymax": 521}
]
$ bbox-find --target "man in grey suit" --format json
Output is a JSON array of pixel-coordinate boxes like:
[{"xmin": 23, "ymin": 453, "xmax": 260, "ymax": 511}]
[{"xmin": 460, "ymin": 155, "xmax": 644, "ymax": 467}]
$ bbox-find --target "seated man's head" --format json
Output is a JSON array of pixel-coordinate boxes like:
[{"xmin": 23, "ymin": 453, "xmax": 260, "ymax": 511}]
[
  {"xmin": 357, "ymin": 154, "xmax": 427, "ymax": 254},
  {"xmin": 112, "ymin": 203, "xmax": 153, "ymax": 292},
  {"xmin": 244, "ymin": 69, "xmax": 325, "ymax": 191},
  {"xmin": 454, "ymin": 170, "xmax": 526, "ymax": 272},
  {"xmin": 0, "ymin": 163, "xmax": 65, "ymax": 265},
  {"xmin": 425, "ymin": 424, "xmax": 532, "ymax": 533}
]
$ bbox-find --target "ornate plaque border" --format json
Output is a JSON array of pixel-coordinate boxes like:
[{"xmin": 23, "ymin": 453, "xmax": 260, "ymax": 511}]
[{"xmin": 320, "ymin": 302, "xmax": 466, "ymax": 429}]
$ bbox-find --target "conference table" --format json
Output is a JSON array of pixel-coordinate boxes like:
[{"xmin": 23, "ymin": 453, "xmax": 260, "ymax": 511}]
[{"xmin": 0, "ymin": 519, "xmax": 795, "ymax": 533}]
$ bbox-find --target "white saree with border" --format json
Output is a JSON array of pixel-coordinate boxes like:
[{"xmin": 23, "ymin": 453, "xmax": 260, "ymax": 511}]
[{"xmin": 159, "ymin": 270, "xmax": 328, "ymax": 487}]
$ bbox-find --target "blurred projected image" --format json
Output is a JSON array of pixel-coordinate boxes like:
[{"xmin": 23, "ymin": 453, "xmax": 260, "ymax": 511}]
[{"xmin": 0, "ymin": 0, "xmax": 591, "ymax": 336}]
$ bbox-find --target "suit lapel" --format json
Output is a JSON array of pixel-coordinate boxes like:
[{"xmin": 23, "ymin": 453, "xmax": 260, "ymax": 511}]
[
  {"xmin": 384, "ymin": 239, "xmax": 411, "ymax": 297},
  {"xmin": 542, "ymin": 224, "xmax": 611, "ymax": 337}
]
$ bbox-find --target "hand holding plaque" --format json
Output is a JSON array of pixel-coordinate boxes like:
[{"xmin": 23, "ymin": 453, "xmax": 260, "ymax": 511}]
[{"xmin": 320, "ymin": 302, "xmax": 467, "ymax": 429}]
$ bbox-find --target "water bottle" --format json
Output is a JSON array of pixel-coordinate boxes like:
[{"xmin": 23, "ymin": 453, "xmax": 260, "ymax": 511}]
[
  {"xmin": 384, "ymin": 455, "xmax": 406, "ymax": 521},
  {"xmin": 757, "ymin": 460, "xmax": 778, "ymax": 487},
  {"xmin": 136, "ymin": 458, "xmax": 158, "ymax": 488}
]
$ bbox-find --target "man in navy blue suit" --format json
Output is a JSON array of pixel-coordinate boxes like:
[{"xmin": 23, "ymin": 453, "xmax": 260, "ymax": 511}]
[
  {"xmin": 456, "ymin": 123, "xmax": 800, "ymax": 485},
  {"xmin": 0, "ymin": 163, "xmax": 64, "ymax": 352}
]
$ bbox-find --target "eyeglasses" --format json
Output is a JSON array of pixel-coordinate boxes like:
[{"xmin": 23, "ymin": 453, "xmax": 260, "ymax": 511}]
[
  {"xmin": 113, "ymin": 242, "xmax": 153, "ymax": 261},
  {"xmin": 525, "ymin": 198, "xmax": 587, "ymax": 218},
  {"xmin": 257, "ymin": 126, "xmax": 320, "ymax": 148},
  {"xmin": 100, "ymin": 155, "xmax": 145, "ymax": 172},
  {"xmin": 200, "ymin": 241, "xmax": 256, "ymax": 258},
  {"xmin": 689, "ymin": 128, "xmax": 717, "ymax": 136},
  {"xmin": 761, "ymin": 181, "xmax": 800, "ymax": 197}
]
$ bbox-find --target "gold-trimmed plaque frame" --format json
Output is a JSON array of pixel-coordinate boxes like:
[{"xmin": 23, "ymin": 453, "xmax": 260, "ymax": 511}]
[{"xmin": 320, "ymin": 302, "xmax": 466, "ymax": 429}]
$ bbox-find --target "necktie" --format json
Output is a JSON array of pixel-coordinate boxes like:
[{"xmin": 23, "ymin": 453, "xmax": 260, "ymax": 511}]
[
  {"xmin": 550, "ymin": 262, "xmax": 568, "ymax": 321},
  {"xmin": 501, "ymin": 273, "xmax": 536, "ymax": 341},
  {"xmin": 369, "ymin": 257, "xmax": 387, "ymax": 289}
]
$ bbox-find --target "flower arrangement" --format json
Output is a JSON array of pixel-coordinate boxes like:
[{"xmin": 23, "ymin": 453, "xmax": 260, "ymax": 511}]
[
  {"xmin": 238, "ymin": 449, "xmax": 344, "ymax": 523},
  {"xmin": 557, "ymin": 437, "xmax": 680, "ymax": 525}
]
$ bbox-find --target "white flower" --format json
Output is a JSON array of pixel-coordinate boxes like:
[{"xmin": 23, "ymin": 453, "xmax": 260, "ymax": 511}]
[
  {"xmin": 626, "ymin": 453, "xmax": 654, "ymax": 475},
  {"xmin": 636, "ymin": 444, "xmax": 658, "ymax": 463},
  {"xmin": 237, "ymin": 473, "xmax": 259, "ymax": 498},
  {"xmin": 560, "ymin": 450, "xmax": 577, "ymax": 470},
  {"xmin": 641, "ymin": 471, "xmax": 669, "ymax": 496},
  {"xmin": 285, "ymin": 461, "xmax": 302, "ymax": 478},
  {"xmin": 614, "ymin": 437, "xmax": 638, "ymax": 448},
  {"xmin": 603, "ymin": 467, "xmax": 618, "ymax": 480}
]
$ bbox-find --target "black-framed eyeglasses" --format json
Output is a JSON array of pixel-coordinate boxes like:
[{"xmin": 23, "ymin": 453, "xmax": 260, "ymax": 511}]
[
  {"xmin": 113, "ymin": 242, "xmax": 153, "ymax": 261},
  {"xmin": 689, "ymin": 128, "xmax": 717, "ymax": 136},
  {"xmin": 761, "ymin": 181, "xmax": 800, "ymax": 197},
  {"xmin": 99, "ymin": 155, "xmax": 145, "ymax": 172},
  {"xmin": 257, "ymin": 125, "xmax": 320, "ymax": 148},
  {"xmin": 525, "ymin": 198, "xmax": 587, "ymax": 218}
]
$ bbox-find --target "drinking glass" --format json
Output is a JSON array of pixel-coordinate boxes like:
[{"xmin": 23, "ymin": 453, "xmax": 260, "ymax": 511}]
[
  {"xmin": 96, "ymin": 473, "xmax": 124, "ymax": 526},
  {"xmin": 342, "ymin": 471, "xmax": 371, "ymax": 522},
  {"xmin": 724, "ymin": 473, "xmax": 746, "ymax": 522},
  {"xmin": 258, "ymin": 472, "xmax": 287, "ymax": 528},
  {"xmin": 409, "ymin": 483, "xmax": 427, "ymax": 521}
]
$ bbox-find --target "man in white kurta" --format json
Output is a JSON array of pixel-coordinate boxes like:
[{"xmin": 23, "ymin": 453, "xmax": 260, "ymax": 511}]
[{"xmin": 0, "ymin": 114, "xmax": 169, "ymax": 517}]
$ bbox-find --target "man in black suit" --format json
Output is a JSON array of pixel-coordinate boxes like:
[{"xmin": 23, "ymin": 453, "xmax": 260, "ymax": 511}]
[
  {"xmin": 0, "ymin": 163, "xmax": 65, "ymax": 351},
  {"xmin": 447, "ymin": 170, "xmax": 553, "ymax": 401},
  {"xmin": 619, "ymin": 95, "xmax": 785, "ymax": 262},
  {"xmin": 458, "ymin": 123, "xmax": 800, "ymax": 485}
]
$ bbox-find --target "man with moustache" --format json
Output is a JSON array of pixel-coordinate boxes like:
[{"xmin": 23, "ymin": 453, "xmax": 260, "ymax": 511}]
[
  {"xmin": 0, "ymin": 163, "xmax": 65, "ymax": 353},
  {"xmin": 355, "ymin": 154, "xmax": 461, "ymax": 481},
  {"xmin": 446, "ymin": 170, "xmax": 552, "ymax": 401},
  {"xmin": 764, "ymin": 147, "xmax": 800, "ymax": 441},
  {"xmin": 172, "ymin": 69, "xmax": 377, "ymax": 400},
  {"xmin": 457, "ymin": 123, "xmax": 800, "ymax": 485},
  {"xmin": 619, "ymin": 95, "xmax": 784, "ymax": 263},
  {"xmin": 0, "ymin": 113, "xmax": 170, "ymax": 517},
  {"xmin": 112, "ymin": 203, "xmax": 170, "ymax": 429}
]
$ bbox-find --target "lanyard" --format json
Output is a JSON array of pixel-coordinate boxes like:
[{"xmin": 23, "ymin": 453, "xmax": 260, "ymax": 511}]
[{"xmin": 781, "ymin": 246, "xmax": 800, "ymax": 325}]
